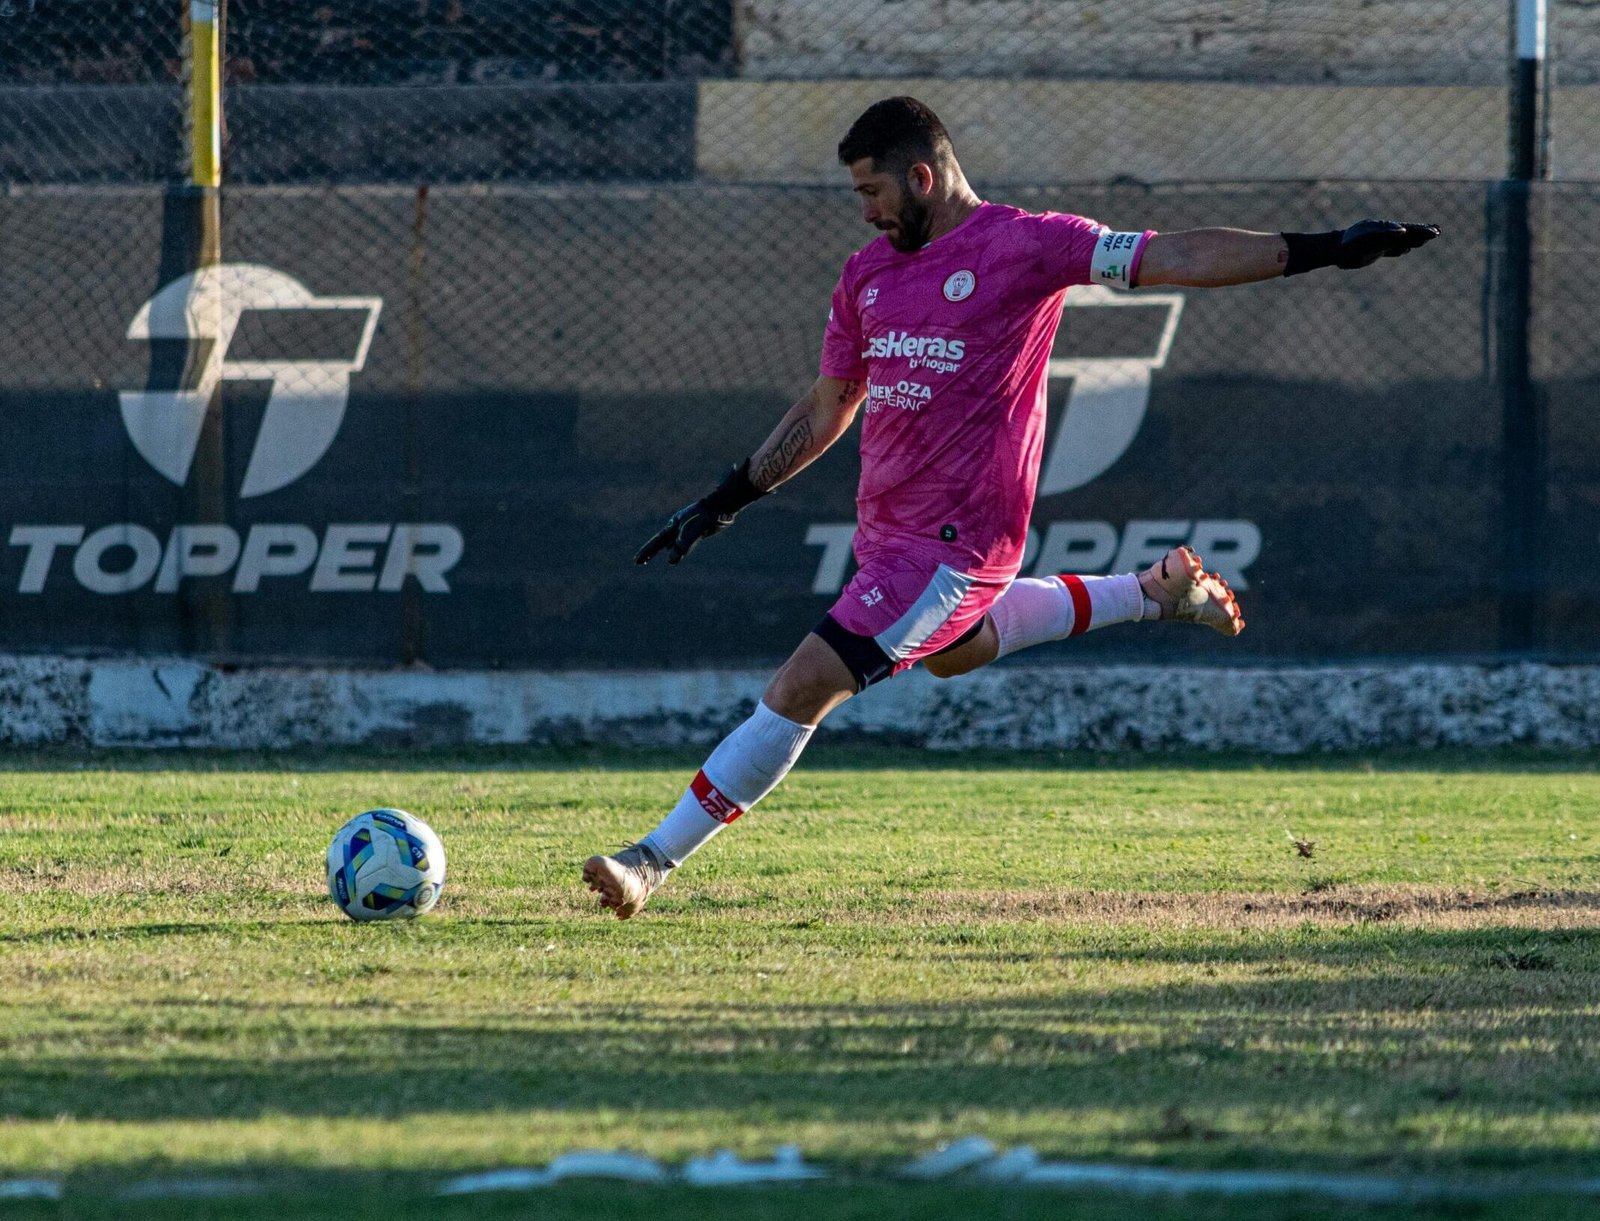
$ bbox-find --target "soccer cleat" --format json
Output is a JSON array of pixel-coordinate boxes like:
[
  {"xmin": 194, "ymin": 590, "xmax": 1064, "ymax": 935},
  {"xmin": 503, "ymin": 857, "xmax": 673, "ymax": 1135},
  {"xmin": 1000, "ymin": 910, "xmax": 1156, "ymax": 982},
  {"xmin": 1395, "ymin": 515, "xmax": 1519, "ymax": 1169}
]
[
  {"xmin": 1138, "ymin": 545, "xmax": 1245, "ymax": 636},
  {"xmin": 583, "ymin": 842, "xmax": 669, "ymax": 920}
]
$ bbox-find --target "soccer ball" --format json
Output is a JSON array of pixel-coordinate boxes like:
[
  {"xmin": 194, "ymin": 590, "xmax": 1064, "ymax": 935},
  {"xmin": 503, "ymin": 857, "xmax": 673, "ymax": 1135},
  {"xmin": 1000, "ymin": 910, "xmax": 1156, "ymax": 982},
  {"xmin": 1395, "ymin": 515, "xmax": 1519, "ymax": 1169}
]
[{"xmin": 326, "ymin": 808, "xmax": 446, "ymax": 921}]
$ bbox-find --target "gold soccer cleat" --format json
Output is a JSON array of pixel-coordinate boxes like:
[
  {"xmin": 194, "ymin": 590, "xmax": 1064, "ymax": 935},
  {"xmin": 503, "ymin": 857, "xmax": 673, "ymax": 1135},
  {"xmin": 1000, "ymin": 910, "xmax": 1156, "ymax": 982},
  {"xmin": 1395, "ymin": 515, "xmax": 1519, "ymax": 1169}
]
[
  {"xmin": 582, "ymin": 842, "xmax": 669, "ymax": 920},
  {"xmin": 1138, "ymin": 545, "xmax": 1245, "ymax": 637}
]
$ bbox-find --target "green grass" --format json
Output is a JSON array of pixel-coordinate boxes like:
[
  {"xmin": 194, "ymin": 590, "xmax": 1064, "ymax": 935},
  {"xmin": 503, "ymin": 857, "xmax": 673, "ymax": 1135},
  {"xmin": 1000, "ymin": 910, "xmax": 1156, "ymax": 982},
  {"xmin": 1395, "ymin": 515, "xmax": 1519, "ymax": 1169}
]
[{"xmin": 1, "ymin": 745, "xmax": 1598, "ymax": 1219}]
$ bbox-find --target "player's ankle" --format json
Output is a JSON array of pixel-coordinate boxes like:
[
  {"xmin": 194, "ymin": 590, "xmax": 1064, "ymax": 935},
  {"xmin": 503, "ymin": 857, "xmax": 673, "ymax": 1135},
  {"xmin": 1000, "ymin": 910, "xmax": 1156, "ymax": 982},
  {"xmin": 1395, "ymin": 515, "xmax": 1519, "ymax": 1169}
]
[{"xmin": 1136, "ymin": 568, "xmax": 1162, "ymax": 609}]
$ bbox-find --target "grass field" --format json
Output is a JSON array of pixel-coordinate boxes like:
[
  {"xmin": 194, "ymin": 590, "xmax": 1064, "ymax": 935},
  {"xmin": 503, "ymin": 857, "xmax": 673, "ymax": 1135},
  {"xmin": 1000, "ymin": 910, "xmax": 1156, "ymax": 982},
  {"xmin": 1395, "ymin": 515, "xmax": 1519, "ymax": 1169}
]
[{"xmin": 2, "ymin": 745, "xmax": 1598, "ymax": 1219}]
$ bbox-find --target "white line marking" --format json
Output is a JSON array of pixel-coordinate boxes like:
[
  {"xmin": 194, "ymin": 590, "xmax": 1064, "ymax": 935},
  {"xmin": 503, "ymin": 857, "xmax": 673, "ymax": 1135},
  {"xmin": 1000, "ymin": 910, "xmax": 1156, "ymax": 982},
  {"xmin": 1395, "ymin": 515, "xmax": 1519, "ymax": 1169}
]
[
  {"xmin": 0, "ymin": 1180, "xmax": 62, "ymax": 1201},
  {"xmin": 432, "ymin": 1143, "xmax": 1600, "ymax": 1200},
  {"xmin": 684, "ymin": 1146, "xmax": 827, "ymax": 1185}
]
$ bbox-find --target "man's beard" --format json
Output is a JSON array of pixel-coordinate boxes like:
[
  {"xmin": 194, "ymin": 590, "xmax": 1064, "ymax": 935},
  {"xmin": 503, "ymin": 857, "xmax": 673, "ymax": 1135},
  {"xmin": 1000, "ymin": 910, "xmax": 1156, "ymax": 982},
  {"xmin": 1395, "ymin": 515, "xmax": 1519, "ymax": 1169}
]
[{"xmin": 883, "ymin": 193, "xmax": 933, "ymax": 253}]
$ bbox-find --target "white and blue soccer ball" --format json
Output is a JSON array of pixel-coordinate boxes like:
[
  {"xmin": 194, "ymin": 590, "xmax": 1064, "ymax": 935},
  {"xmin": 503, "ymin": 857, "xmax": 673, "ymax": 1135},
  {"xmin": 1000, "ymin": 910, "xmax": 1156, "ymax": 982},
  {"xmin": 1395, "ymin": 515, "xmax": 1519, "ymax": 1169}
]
[{"xmin": 326, "ymin": 808, "xmax": 446, "ymax": 921}]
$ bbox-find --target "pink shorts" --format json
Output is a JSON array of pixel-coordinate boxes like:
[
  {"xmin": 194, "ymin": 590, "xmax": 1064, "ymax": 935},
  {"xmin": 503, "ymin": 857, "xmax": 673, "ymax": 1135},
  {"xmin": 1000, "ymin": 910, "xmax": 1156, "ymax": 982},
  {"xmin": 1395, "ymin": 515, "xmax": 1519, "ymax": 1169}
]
[{"xmin": 815, "ymin": 548, "xmax": 1011, "ymax": 690}]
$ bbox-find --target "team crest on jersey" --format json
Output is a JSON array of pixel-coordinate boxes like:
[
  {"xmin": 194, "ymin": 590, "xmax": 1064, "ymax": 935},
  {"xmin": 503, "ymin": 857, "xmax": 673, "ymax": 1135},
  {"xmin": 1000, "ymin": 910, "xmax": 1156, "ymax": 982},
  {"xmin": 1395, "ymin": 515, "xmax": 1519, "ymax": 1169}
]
[{"xmin": 942, "ymin": 270, "xmax": 976, "ymax": 302}]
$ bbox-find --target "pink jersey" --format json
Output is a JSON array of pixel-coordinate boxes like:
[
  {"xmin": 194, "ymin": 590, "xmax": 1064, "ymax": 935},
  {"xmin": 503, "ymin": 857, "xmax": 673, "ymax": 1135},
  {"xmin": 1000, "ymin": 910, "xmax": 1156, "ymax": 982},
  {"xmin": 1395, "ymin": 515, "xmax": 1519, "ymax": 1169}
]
[{"xmin": 821, "ymin": 202, "xmax": 1152, "ymax": 581}]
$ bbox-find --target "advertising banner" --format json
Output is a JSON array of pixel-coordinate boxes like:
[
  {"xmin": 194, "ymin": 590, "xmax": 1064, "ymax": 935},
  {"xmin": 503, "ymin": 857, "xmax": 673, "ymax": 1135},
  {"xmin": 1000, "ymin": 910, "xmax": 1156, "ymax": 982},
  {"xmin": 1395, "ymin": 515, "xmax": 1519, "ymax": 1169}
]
[{"xmin": 0, "ymin": 181, "xmax": 1581, "ymax": 666}]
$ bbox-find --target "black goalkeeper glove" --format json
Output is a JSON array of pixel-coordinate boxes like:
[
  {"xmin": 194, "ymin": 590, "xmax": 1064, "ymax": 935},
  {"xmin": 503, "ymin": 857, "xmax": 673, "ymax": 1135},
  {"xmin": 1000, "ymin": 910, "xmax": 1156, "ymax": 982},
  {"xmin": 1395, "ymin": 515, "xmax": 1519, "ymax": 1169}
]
[
  {"xmin": 1282, "ymin": 219, "xmax": 1440, "ymax": 276},
  {"xmin": 634, "ymin": 459, "xmax": 766, "ymax": 566}
]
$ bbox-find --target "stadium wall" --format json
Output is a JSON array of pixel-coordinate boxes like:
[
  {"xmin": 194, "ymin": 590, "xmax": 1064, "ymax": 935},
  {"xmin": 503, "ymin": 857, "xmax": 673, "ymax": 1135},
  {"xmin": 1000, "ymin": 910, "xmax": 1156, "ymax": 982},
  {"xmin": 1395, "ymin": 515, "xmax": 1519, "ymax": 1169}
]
[
  {"xmin": 697, "ymin": 82, "xmax": 1518, "ymax": 183},
  {"xmin": 735, "ymin": 0, "xmax": 1600, "ymax": 86},
  {"xmin": 3, "ymin": 655, "xmax": 1599, "ymax": 750},
  {"xmin": 12, "ymin": 83, "xmax": 1600, "ymax": 184}
]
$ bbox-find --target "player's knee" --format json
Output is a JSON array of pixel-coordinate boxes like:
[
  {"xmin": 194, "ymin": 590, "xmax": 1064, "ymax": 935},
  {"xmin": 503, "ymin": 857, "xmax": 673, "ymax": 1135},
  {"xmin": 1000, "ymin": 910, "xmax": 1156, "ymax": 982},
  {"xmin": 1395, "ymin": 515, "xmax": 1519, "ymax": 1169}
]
[{"xmin": 763, "ymin": 636, "xmax": 857, "ymax": 723}]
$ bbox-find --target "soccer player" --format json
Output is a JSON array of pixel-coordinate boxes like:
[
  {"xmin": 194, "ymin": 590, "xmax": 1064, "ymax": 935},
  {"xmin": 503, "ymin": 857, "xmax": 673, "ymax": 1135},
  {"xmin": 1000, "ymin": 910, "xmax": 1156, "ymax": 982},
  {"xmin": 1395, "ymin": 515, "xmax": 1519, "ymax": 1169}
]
[{"xmin": 584, "ymin": 96, "xmax": 1438, "ymax": 919}]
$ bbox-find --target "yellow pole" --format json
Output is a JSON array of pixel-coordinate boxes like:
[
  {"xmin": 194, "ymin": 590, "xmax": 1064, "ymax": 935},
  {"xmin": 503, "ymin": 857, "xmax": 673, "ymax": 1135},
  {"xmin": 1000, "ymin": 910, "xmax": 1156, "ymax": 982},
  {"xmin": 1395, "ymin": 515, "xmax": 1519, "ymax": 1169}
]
[
  {"xmin": 189, "ymin": 0, "xmax": 221, "ymax": 187},
  {"xmin": 182, "ymin": 0, "xmax": 228, "ymax": 650}
]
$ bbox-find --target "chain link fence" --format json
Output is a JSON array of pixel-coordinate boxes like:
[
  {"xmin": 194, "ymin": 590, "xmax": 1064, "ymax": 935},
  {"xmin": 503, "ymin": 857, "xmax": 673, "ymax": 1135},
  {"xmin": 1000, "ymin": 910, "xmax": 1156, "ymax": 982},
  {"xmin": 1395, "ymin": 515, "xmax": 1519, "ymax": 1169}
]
[
  {"xmin": 11, "ymin": 2, "xmax": 1600, "ymax": 185},
  {"xmin": 0, "ymin": 3, "xmax": 1596, "ymax": 665}
]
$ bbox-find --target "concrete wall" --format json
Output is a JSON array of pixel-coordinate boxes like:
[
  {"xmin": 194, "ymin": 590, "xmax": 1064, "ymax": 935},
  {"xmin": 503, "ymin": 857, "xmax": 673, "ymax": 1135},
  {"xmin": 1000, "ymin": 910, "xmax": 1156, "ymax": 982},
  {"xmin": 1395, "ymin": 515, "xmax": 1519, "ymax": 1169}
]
[
  {"xmin": 699, "ymin": 80, "xmax": 1600, "ymax": 184},
  {"xmin": 736, "ymin": 0, "xmax": 1600, "ymax": 86},
  {"xmin": 7, "ymin": 655, "xmax": 1600, "ymax": 751}
]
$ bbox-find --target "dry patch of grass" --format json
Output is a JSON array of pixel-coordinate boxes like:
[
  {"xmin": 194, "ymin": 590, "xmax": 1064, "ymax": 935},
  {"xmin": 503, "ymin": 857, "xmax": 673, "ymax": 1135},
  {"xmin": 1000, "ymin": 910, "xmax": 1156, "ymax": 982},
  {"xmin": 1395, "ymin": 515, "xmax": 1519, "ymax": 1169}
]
[
  {"xmin": 901, "ymin": 886, "xmax": 1600, "ymax": 931},
  {"xmin": 0, "ymin": 858, "xmax": 323, "ymax": 901}
]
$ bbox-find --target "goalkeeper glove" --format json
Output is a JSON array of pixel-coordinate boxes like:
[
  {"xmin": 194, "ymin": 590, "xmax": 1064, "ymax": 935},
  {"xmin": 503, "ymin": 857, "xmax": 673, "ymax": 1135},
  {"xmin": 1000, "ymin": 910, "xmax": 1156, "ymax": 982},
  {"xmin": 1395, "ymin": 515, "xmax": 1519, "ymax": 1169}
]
[
  {"xmin": 1282, "ymin": 219, "xmax": 1440, "ymax": 276},
  {"xmin": 634, "ymin": 459, "xmax": 766, "ymax": 566}
]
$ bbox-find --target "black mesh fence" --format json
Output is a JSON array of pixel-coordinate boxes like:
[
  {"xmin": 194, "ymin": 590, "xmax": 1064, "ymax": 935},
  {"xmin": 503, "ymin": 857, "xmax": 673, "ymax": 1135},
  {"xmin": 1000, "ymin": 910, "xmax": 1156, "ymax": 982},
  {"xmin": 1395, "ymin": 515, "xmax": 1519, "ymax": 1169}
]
[
  {"xmin": 0, "ymin": 0, "xmax": 1546, "ymax": 186},
  {"xmin": 0, "ymin": 1, "xmax": 181, "ymax": 183},
  {"xmin": 0, "ymin": 3, "xmax": 1594, "ymax": 666}
]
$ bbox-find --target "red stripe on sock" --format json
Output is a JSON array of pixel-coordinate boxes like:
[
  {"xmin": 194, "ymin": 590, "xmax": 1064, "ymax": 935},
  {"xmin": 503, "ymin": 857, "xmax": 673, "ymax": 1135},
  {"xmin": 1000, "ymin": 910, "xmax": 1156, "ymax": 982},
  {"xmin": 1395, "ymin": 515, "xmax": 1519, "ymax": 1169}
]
[
  {"xmin": 690, "ymin": 769, "xmax": 744, "ymax": 824},
  {"xmin": 1057, "ymin": 574, "xmax": 1092, "ymax": 636}
]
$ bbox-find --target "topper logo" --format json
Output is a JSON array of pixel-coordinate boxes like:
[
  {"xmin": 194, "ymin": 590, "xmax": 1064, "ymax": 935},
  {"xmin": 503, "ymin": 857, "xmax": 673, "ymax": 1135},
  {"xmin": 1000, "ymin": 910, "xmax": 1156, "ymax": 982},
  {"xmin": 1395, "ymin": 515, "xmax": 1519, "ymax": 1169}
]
[
  {"xmin": 119, "ymin": 264, "xmax": 382, "ymax": 498},
  {"xmin": 5, "ymin": 265, "xmax": 471, "ymax": 598},
  {"xmin": 1039, "ymin": 284, "xmax": 1184, "ymax": 495}
]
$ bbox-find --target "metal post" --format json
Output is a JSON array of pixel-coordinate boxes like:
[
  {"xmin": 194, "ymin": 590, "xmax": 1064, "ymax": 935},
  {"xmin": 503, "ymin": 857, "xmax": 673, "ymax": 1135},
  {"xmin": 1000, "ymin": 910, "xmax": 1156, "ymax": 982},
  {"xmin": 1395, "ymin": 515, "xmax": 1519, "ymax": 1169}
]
[
  {"xmin": 402, "ymin": 184, "xmax": 430, "ymax": 665},
  {"xmin": 181, "ymin": 0, "xmax": 229, "ymax": 654},
  {"xmin": 1511, "ymin": 0, "xmax": 1544, "ymax": 179},
  {"xmin": 1497, "ymin": 0, "xmax": 1546, "ymax": 653}
]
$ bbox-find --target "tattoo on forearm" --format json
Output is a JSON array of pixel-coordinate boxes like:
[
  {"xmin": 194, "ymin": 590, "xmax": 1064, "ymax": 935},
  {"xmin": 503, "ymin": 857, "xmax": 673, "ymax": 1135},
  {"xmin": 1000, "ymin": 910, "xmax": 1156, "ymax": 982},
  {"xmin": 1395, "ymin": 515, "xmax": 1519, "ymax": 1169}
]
[
  {"xmin": 753, "ymin": 417, "xmax": 813, "ymax": 490},
  {"xmin": 835, "ymin": 379, "xmax": 860, "ymax": 409}
]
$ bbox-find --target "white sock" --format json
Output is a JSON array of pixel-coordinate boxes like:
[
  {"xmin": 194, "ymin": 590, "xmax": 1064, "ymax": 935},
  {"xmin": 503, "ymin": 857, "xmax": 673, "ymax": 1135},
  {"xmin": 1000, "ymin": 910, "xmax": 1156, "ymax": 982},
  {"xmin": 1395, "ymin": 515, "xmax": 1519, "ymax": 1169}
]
[
  {"xmin": 991, "ymin": 573, "xmax": 1157, "ymax": 659},
  {"xmin": 642, "ymin": 701, "xmax": 816, "ymax": 867}
]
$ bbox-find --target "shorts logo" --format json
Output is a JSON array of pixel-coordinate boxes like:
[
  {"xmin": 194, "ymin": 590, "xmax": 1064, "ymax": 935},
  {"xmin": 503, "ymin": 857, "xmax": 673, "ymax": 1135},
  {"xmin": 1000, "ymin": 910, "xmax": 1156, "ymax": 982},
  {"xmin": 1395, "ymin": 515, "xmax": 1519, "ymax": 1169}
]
[
  {"xmin": 690, "ymin": 769, "xmax": 744, "ymax": 824},
  {"xmin": 942, "ymin": 270, "xmax": 976, "ymax": 302},
  {"xmin": 861, "ymin": 586, "xmax": 884, "ymax": 607}
]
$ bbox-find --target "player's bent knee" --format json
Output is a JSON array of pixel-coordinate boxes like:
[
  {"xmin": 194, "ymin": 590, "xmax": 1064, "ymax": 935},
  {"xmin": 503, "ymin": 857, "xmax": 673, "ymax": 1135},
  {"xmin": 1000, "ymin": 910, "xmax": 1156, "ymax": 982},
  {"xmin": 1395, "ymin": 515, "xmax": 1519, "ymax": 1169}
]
[{"xmin": 763, "ymin": 633, "xmax": 858, "ymax": 725}]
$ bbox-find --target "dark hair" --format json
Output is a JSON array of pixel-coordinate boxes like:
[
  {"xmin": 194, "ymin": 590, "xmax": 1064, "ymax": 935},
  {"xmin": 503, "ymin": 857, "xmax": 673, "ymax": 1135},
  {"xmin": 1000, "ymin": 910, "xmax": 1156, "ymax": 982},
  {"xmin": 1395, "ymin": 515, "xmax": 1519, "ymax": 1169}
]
[{"xmin": 837, "ymin": 96, "xmax": 955, "ymax": 174}]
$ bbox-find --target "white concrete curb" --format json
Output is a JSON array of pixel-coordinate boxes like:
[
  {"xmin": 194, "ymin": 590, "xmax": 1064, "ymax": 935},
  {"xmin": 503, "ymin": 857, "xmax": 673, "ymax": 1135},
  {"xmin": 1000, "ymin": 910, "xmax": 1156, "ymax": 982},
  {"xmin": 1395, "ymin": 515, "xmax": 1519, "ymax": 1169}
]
[
  {"xmin": 0, "ymin": 1180, "xmax": 62, "ymax": 1201},
  {"xmin": 2, "ymin": 656, "xmax": 1598, "ymax": 752}
]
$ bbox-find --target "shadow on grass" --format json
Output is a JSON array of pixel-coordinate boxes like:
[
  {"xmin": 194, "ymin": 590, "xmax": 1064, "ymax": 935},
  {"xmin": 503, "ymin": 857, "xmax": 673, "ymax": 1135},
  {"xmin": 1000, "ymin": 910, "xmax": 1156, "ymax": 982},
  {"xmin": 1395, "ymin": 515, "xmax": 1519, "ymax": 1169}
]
[
  {"xmin": 14, "ymin": 1175, "xmax": 1590, "ymax": 1221},
  {"xmin": 0, "ymin": 918, "xmax": 337, "ymax": 946},
  {"xmin": 0, "ymin": 741, "xmax": 1596, "ymax": 775},
  {"xmin": 4, "ymin": 924, "xmax": 1599, "ymax": 1180}
]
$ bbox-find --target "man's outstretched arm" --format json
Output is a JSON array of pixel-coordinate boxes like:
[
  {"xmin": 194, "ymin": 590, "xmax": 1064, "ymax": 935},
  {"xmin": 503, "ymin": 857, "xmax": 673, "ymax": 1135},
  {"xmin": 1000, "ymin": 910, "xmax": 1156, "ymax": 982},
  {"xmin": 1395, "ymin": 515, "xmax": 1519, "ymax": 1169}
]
[
  {"xmin": 1135, "ymin": 219, "xmax": 1439, "ymax": 288},
  {"xmin": 748, "ymin": 374, "xmax": 864, "ymax": 492},
  {"xmin": 635, "ymin": 375, "xmax": 865, "ymax": 565}
]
